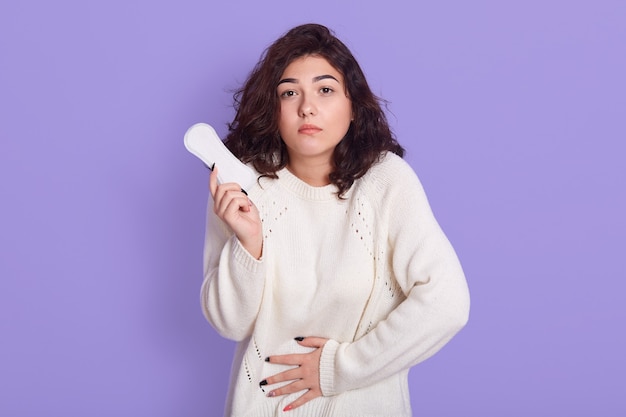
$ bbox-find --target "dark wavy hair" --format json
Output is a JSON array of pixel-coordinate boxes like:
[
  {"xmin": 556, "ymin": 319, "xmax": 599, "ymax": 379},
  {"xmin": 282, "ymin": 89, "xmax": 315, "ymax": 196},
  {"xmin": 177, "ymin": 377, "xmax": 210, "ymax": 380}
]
[{"xmin": 224, "ymin": 23, "xmax": 404, "ymax": 197}]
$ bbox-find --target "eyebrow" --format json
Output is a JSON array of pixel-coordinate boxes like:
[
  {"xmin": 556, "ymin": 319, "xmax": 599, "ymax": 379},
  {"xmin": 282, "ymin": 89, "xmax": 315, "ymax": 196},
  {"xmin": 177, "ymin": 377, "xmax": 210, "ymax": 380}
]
[{"xmin": 277, "ymin": 74, "xmax": 340, "ymax": 85}]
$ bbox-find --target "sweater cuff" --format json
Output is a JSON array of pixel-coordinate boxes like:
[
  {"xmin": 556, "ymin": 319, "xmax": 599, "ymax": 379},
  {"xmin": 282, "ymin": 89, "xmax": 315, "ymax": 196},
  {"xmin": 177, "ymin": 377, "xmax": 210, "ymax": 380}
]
[
  {"xmin": 230, "ymin": 235, "xmax": 263, "ymax": 274},
  {"xmin": 319, "ymin": 339, "xmax": 340, "ymax": 397}
]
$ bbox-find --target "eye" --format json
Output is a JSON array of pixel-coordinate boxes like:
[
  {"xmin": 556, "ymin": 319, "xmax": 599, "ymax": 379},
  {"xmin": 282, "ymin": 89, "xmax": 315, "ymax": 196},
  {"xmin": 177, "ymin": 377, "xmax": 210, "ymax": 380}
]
[
  {"xmin": 279, "ymin": 90, "xmax": 297, "ymax": 98},
  {"xmin": 320, "ymin": 87, "xmax": 334, "ymax": 94}
]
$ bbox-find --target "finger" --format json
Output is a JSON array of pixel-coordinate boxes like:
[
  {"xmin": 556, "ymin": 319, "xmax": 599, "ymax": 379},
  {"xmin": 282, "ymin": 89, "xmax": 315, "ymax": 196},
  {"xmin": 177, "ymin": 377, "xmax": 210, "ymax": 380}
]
[
  {"xmin": 214, "ymin": 187, "xmax": 251, "ymax": 217},
  {"xmin": 283, "ymin": 389, "xmax": 322, "ymax": 412},
  {"xmin": 209, "ymin": 166, "xmax": 219, "ymax": 198},
  {"xmin": 266, "ymin": 353, "xmax": 306, "ymax": 367},
  {"xmin": 295, "ymin": 336, "xmax": 328, "ymax": 349},
  {"xmin": 262, "ymin": 366, "xmax": 303, "ymax": 386},
  {"xmin": 213, "ymin": 181, "xmax": 245, "ymax": 207},
  {"xmin": 219, "ymin": 192, "xmax": 252, "ymax": 218},
  {"xmin": 211, "ymin": 165, "xmax": 246, "ymax": 204},
  {"xmin": 267, "ymin": 378, "xmax": 309, "ymax": 398}
]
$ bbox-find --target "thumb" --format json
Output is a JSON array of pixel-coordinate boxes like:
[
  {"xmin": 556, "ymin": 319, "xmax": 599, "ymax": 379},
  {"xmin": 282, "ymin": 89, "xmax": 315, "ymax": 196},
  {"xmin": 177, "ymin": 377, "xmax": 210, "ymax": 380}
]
[
  {"xmin": 209, "ymin": 165, "xmax": 219, "ymax": 198},
  {"xmin": 296, "ymin": 336, "xmax": 329, "ymax": 348}
]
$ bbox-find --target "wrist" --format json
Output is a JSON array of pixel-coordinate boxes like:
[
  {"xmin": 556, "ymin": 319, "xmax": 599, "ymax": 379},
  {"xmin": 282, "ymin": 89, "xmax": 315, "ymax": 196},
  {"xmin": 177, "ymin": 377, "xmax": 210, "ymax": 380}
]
[{"xmin": 239, "ymin": 234, "xmax": 263, "ymax": 260}]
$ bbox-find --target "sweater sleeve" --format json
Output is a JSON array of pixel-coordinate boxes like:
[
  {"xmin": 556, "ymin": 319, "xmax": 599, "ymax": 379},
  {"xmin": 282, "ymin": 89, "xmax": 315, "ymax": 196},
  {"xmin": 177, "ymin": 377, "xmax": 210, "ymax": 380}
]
[
  {"xmin": 319, "ymin": 156, "xmax": 470, "ymax": 396},
  {"xmin": 200, "ymin": 195, "xmax": 266, "ymax": 341}
]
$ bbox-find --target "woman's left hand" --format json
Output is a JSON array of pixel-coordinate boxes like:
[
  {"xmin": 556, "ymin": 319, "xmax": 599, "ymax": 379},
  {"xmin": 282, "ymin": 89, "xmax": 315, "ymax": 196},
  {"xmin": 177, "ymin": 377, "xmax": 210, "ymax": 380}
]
[{"xmin": 262, "ymin": 337, "xmax": 329, "ymax": 412}]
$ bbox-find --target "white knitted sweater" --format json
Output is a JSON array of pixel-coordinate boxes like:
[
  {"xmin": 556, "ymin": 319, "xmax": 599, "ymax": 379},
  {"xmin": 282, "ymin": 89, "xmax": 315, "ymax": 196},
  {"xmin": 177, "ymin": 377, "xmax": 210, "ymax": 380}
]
[{"xmin": 201, "ymin": 152, "xmax": 470, "ymax": 417}]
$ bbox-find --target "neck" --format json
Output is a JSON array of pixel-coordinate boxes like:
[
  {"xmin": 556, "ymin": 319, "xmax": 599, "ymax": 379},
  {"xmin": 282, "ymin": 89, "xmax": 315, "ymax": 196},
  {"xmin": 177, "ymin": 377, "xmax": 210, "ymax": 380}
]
[{"xmin": 286, "ymin": 158, "xmax": 332, "ymax": 187}]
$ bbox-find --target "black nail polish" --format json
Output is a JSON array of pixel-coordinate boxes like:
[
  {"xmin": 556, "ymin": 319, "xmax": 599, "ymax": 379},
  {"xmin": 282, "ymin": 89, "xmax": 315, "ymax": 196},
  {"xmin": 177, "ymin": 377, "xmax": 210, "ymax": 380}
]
[
  {"xmin": 294, "ymin": 336, "xmax": 305, "ymax": 342},
  {"xmin": 259, "ymin": 379, "xmax": 268, "ymax": 386},
  {"xmin": 265, "ymin": 357, "xmax": 270, "ymax": 362}
]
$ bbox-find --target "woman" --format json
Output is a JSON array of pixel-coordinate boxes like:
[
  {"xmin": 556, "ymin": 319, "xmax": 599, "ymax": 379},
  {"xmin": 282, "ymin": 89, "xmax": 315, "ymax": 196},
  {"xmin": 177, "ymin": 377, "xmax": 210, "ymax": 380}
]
[{"xmin": 202, "ymin": 23, "xmax": 470, "ymax": 416}]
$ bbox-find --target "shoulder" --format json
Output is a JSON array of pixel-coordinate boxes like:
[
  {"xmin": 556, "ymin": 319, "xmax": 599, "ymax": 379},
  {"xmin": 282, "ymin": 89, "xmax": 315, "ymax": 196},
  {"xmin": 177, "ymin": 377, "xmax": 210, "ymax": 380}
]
[
  {"xmin": 353, "ymin": 152, "xmax": 433, "ymax": 218},
  {"xmin": 360, "ymin": 152, "xmax": 423, "ymax": 193}
]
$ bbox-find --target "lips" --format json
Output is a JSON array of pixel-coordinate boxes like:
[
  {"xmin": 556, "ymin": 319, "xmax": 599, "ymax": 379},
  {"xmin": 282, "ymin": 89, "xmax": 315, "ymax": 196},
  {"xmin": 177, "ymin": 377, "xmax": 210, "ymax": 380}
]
[{"xmin": 298, "ymin": 124, "xmax": 322, "ymax": 135}]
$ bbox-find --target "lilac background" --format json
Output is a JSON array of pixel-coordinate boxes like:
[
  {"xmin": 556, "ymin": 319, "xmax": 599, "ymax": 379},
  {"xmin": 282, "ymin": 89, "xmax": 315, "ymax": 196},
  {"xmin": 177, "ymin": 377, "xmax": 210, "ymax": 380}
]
[{"xmin": 1, "ymin": 1, "xmax": 624, "ymax": 416}]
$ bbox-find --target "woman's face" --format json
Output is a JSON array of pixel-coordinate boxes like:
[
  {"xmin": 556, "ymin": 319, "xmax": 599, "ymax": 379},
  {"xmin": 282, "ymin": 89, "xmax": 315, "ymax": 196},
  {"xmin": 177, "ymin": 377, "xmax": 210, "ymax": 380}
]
[{"xmin": 277, "ymin": 55, "xmax": 352, "ymax": 170}]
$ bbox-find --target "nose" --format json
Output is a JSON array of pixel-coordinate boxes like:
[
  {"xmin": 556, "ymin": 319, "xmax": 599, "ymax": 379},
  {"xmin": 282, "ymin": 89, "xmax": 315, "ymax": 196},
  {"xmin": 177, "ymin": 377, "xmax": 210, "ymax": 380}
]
[{"xmin": 299, "ymin": 94, "xmax": 316, "ymax": 117}]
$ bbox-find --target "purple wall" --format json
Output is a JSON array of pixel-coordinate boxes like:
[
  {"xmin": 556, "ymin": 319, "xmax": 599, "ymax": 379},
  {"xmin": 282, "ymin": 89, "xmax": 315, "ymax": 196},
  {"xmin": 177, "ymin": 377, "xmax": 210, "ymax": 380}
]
[{"xmin": 1, "ymin": 1, "xmax": 624, "ymax": 416}]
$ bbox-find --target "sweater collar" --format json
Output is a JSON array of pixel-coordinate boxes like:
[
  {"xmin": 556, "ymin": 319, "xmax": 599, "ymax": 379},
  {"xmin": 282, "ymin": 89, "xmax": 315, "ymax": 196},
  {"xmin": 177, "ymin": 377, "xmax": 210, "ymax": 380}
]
[{"xmin": 277, "ymin": 167, "xmax": 340, "ymax": 201}]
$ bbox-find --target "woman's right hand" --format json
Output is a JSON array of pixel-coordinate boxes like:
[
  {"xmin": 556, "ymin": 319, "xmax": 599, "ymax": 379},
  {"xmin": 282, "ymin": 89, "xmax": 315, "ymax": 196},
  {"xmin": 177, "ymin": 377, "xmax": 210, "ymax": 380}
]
[{"xmin": 209, "ymin": 166, "xmax": 263, "ymax": 259}]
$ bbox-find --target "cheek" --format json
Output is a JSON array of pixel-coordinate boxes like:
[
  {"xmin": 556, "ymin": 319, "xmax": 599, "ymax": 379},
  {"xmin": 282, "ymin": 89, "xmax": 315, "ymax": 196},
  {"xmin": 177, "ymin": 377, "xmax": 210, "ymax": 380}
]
[
  {"xmin": 337, "ymin": 104, "xmax": 353, "ymax": 130},
  {"xmin": 277, "ymin": 106, "xmax": 289, "ymax": 130},
  {"xmin": 277, "ymin": 109, "xmax": 296, "ymax": 139},
  {"xmin": 338, "ymin": 98, "xmax": 352, "ymax": 119},
  {"xmin": 279, "ymin": 102, "xmax": 296, "ymax": 123}
]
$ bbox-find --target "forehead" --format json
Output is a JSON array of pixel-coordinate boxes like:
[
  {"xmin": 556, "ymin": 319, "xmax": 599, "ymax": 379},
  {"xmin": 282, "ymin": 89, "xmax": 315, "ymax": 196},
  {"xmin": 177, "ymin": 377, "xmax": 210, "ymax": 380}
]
[{"xmin": 280, "ymin": 55, "xmax": 344, "ymax": 81}]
